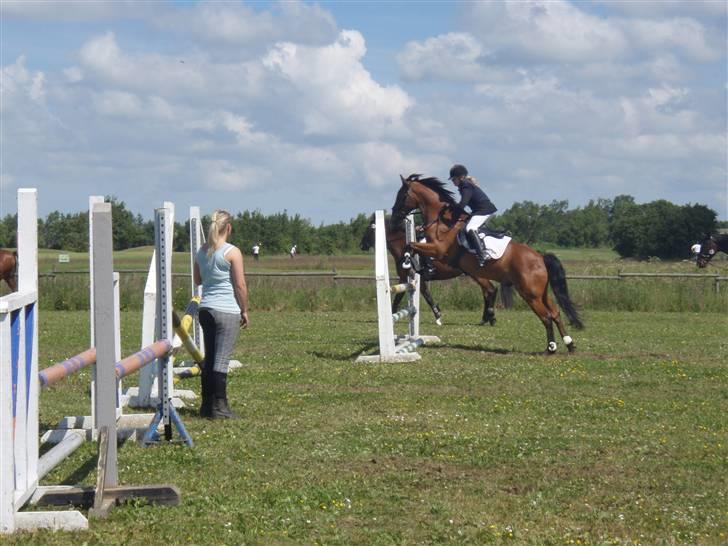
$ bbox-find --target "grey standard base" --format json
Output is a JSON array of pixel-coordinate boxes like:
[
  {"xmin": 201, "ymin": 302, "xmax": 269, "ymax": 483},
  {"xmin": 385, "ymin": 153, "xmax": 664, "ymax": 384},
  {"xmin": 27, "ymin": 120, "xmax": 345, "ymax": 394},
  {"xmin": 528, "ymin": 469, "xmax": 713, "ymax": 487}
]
[{"xmin": 356, "ymin": 335, "xmax": 441, "ymax": 363}]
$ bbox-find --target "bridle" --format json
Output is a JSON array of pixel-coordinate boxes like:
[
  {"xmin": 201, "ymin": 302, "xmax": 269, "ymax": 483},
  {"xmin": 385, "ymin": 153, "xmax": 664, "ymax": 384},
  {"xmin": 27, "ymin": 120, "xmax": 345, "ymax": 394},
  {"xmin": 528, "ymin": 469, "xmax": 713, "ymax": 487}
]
[{"xmin": 397, "ymin": 181, "xmax": 467, "ymax": 242}]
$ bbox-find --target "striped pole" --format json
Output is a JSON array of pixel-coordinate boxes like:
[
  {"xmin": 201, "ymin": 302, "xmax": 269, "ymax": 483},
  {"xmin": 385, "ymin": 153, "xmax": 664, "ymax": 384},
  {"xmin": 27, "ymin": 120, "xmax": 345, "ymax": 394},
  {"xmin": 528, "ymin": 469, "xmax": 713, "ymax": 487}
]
[
  {"xmin": 115, "ymin": 340, "xmax": 172, "ymax": 379},
  {"xmin": 39, "ymin": 348, "xmax": 97, "ymax": 388},
  {"xmin": 390, "ymin": 282, "xmax": 415, "ymax": 295},
  {"xmin": 392, "ymin": 307, "xmax": 416, "ymax": 323},
  {"xmin": 171, "ymin": 311, "xmax": 204, "ymax": 364}
]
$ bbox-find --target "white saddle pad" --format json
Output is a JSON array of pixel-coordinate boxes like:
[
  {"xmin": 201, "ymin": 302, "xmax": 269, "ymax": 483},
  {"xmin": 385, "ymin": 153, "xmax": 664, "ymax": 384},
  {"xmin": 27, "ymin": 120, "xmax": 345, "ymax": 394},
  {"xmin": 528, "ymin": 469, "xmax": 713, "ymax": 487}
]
[{"xmin": 482, "ymin": 235, "xmax": 511, "ymax": 260}]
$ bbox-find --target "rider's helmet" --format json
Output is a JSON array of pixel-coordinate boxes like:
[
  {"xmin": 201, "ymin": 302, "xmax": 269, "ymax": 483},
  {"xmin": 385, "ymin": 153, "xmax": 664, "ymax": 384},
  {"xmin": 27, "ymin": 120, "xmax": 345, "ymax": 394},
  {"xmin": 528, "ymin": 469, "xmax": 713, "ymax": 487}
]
[{"xmin": 448, "ymin": 164, "xmax": 468, "ymax": 180}]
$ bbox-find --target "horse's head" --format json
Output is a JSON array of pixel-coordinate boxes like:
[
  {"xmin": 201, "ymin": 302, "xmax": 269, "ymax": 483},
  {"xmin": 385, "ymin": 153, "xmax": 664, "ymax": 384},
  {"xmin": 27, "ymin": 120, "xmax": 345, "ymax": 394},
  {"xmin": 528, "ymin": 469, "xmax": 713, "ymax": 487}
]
[
  {"xmin": 359, "ymin": 214, "xmax": 376, "ymax": 251},
  {"xmin": 696, "ymin": 235, "xmax": 718, "ymax": 268},
  {"xmin": 390, "ymin": 174, "xmax": 422, "ymax": 227},
  {"xmin": 391, "ymin": 173, "xmax": 458, "ymax": 228}
]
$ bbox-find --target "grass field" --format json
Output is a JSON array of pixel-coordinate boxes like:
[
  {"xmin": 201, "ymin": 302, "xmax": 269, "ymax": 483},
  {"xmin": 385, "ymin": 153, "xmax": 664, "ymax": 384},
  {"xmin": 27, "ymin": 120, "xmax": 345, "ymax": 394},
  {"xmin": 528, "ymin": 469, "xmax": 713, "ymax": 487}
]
[{"xmin": 9, "ymin": 307, "xmax": 728, "ymax": 545}]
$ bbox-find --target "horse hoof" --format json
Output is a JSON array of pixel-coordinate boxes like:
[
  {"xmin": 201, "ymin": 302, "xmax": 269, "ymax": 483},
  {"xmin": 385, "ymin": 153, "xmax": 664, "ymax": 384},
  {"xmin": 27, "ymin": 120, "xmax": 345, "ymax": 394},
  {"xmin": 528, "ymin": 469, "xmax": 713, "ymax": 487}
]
[
  {"xmin": 435, "ymin": 318, "xmax": 443, "ymax": 326},
  {"xmin": 489, "ymin": 318, "xmax": 497, "ymax": 326},
  {"xmin": 567, "ymin": 343, "xmax": 576, "ymax": 353}
]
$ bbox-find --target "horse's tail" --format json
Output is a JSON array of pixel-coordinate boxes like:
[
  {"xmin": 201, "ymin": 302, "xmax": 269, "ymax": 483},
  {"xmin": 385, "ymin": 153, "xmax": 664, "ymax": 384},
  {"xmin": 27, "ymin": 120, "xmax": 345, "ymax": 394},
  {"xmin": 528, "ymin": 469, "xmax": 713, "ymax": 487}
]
[{"xmin": 543, "ymin": 253, "xmax": 583, "ymax": 330}]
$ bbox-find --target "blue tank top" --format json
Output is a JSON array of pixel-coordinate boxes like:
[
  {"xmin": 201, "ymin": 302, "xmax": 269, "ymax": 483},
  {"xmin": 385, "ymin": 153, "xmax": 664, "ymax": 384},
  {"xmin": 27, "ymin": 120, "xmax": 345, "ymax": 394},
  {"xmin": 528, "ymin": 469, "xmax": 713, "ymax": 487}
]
[{"xmin": 196, "ymin": 243, "xmax": 240, "ymax": 314}]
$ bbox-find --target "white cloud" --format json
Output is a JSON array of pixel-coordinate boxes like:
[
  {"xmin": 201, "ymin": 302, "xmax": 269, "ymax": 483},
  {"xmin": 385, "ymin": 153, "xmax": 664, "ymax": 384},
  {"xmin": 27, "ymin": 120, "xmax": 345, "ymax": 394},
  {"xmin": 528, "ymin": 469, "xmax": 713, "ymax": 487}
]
[
  {"xmin": 0, "ymin": 56, "xmax": 46, "ymax": 110},
  {"xmin": 263, "ymin": 30, "xmax": 413, "ymax": 138},
  {"xmin": 465, "ymin": 0, "xmax": 628, "ymax": 63},
  {"xmin": 153, "ymin": 0, "xmax": 337, "ymax": 49},
  {"xmin": 622, "ymin": 17, "xmax": 719, "ymax": 62},
  {"xmin": 397, "ymin": 33, "xmax": 488, "ymax": 82},
  {"xmin": 199, "ymin": 160, "xmax": 258, "ymax": 191},
  {"xmin": 462, "ymin": 0, "xmax": 722, "ymax": 65}
]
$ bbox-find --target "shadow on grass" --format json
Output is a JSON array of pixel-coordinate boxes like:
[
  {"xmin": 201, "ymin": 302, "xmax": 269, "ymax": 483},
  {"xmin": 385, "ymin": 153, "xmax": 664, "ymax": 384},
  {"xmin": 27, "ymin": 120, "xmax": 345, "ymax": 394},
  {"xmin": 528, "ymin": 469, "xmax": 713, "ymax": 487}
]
[
  {"xmin": 440, "ymin": 343, "xmax": 513, "ymax": 355},
  {"xmin": 58, "ymin": 455, "xmax": 97, "ymax": 486},
  {"xmin": 309, "ymin": 342, "xmax": 379, "ymax": 361}
]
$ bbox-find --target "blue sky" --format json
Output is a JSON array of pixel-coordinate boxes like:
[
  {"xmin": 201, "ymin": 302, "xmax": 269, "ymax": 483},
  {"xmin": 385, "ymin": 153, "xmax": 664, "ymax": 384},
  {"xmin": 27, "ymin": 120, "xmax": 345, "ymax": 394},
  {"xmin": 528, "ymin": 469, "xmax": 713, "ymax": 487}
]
[{"xmin": 1, "ymin": 0, "xmax": 726, "ymax": 223}]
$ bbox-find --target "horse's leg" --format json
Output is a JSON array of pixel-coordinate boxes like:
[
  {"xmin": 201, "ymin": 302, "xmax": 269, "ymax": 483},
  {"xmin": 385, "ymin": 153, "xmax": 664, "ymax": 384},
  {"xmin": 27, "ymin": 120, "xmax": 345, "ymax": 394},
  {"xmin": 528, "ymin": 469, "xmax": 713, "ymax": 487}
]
[
  {"xmin": 522, "ymin": 294, "xmax": 558, "ymax": 354},
  {"xmin": 409, "ymin": 241, "xmax": 448, "ymax": 261},
  {"xmin": 543, "ymin": 293, "xmax": 576, "ymax": 353},
  {"xmin": 480, "ymin": 282, "xmax": 498, "ymax": 326},
  {"xmin": 5, "ymin": 274, "xmax": 17, "ymax": 292},
  {"xmin": 420, "ymin": 279, "xmax": 443, "ymax": 325}
]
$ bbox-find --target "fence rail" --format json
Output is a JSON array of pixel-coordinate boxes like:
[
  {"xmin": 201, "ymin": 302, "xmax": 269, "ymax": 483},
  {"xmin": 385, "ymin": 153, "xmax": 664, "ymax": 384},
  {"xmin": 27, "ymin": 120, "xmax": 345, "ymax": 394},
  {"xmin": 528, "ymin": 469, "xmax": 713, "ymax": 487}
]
[{"xmin": 40, "ymin": 269, "xmax": 727, "ymax": 292}]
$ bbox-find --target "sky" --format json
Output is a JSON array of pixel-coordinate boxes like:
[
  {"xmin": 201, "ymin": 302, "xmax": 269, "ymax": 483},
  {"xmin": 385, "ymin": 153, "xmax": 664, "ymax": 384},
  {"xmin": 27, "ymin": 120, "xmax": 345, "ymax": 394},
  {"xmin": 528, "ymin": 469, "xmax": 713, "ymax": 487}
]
[{"xmin": 1, "ymin": 0, "xmax": 726, "ymax": 224}]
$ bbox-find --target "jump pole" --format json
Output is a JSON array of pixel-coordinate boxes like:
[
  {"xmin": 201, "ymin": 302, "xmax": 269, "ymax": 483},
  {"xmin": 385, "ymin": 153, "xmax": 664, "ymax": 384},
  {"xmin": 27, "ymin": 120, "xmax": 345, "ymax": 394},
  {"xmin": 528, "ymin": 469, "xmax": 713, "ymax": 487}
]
[{"xmin": 356, "ymin": 210, "xmax": 439, "ymax": 363}]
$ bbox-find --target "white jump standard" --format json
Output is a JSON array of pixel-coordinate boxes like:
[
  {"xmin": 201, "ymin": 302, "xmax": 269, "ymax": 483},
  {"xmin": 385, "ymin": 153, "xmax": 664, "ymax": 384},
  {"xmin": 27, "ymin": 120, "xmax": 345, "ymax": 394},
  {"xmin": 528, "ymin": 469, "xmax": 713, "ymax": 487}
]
[
  {"xmin": 1, "ymin": 193, "xmax": 183, "ymax": 534},
  {"xmin": 356, "ymin": 210, "xmax": 440, "ymax": 363}
]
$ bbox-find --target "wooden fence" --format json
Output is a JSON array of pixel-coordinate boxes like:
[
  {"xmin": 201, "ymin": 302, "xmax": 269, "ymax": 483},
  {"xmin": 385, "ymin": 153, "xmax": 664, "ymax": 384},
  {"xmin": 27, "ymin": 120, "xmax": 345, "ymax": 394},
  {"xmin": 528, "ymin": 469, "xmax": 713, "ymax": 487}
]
[{"xmin": 41, "ymin": 269, "xmax": 728, "ymax": 293}]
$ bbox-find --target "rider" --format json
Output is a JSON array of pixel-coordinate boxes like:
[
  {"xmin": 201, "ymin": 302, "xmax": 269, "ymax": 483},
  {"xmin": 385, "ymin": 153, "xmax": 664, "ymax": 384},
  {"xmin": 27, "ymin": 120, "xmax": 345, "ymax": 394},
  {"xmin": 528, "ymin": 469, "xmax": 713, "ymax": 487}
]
[{"xmin": 449, "ymin": 164, "xmax": 497, "ymax": 267}]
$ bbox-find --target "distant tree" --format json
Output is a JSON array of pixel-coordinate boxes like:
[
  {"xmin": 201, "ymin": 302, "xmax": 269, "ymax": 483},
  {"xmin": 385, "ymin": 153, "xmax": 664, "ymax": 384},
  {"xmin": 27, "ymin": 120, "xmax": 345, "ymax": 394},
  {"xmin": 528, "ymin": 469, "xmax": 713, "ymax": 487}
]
[{"xmin": 610, "ymin": 197, "xmax": 716, "ymax": 259}]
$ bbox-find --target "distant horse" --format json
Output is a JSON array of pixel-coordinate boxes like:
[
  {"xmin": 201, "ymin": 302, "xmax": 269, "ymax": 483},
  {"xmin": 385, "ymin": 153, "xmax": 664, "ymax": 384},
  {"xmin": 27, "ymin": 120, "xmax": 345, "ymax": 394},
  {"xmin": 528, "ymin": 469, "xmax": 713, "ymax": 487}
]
[
  {"xmin": 391, "ymin": 174, "xmax": 583, "ymax": 354},
  {"xmin": 696, "ymin": 234, "xmax": 728, "ymax": 268},
  {"xmin": 360, "ymin": 214, "xmax": 500, "ymax": 325},
  {"xmin": 0, "ymin": 250, "xmax": 18, "ymax": 292}
]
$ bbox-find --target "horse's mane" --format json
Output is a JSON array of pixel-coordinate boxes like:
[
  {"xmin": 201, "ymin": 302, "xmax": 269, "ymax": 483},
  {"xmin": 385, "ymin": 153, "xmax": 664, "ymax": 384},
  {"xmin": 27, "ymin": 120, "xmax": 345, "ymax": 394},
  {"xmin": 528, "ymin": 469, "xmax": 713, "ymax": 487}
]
[{"xmin": 407, "ymin": 174, "xmax": 457, "ymax": 206}]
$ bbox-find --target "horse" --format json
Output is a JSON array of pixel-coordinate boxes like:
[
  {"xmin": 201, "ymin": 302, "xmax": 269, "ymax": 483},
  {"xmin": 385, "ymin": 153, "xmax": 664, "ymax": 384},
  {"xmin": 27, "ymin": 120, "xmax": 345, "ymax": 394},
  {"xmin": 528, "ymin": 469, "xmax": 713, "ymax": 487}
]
[
  {"xmin": 391, "ymin": 174, "xmax": 583, "ymax": 354},
  {"xmin": 0, "ymin": 249, "xmax": 18, "ymax": 292},
  {"xmin": 360, "ymin": 214, "xmax": 501, "ymax": 325},
  {"xmin": 696, "ymin": 234, "xmax": 728, "ymax": 268}
]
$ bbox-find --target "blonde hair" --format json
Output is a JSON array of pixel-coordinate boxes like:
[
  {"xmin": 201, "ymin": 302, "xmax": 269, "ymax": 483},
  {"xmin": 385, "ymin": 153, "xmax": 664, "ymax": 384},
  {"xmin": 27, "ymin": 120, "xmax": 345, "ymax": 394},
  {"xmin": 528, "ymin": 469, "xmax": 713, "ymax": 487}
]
[
  {"xmin": 465, "ymin": 175, "xmax": 480, "ymax": 187},
  {"xmin": 207, "ymin": 209, "xmax": 233, "ymax": 257}
]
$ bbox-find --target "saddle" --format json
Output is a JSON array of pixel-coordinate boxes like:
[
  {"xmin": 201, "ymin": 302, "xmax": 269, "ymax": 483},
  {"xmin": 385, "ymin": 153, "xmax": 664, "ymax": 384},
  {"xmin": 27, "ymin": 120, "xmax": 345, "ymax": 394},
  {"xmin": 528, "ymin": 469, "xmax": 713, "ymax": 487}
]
[{"xmin": 455, "ymin": 225, "xmax": 512, "ymax": 262}]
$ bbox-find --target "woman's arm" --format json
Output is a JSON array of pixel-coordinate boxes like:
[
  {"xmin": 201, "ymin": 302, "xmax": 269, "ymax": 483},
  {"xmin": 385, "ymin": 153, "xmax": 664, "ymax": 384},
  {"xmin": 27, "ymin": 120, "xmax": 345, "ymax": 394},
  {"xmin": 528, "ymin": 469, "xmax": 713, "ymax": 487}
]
[{"xmin": 228, "ymin": 247, "xmax": 250, "ymax": 328}]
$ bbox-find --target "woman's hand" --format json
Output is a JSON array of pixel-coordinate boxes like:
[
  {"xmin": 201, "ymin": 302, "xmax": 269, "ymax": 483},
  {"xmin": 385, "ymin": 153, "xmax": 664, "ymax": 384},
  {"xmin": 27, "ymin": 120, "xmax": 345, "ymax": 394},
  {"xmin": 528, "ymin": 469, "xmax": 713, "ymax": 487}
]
[{"xmin": 240, "ymin": 311, "xmax": 250, "ymax": 329}]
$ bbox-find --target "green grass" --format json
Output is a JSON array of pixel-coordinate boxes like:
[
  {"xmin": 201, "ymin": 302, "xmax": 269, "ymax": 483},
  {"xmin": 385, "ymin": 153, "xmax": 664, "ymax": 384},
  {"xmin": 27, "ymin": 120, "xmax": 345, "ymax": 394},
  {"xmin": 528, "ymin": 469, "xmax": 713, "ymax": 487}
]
[{"xmin": 9, "ymin": 308, "xmax": 728, "ymax": 545}]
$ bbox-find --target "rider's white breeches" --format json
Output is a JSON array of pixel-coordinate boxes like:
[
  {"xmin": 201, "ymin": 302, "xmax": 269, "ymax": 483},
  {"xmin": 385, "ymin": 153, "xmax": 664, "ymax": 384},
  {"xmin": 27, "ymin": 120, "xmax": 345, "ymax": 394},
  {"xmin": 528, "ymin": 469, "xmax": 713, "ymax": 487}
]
[{"xmin": 466, "ymin": 214, "xmax": 491, "ymax": 232}]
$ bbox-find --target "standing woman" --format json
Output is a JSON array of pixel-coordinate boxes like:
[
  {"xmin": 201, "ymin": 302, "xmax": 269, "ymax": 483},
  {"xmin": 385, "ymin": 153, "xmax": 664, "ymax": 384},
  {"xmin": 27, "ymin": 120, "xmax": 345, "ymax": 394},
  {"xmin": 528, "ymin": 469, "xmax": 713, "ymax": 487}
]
[{"xmin": 193, "ymin": 210, "xmax": 250, "ymax": 419}]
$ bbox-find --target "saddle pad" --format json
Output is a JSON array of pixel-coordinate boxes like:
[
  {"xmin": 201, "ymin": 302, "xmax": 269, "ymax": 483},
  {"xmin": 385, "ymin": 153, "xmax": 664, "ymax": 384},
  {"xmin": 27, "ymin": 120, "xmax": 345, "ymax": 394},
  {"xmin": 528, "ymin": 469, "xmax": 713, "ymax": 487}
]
[
  {"xmin": 456, "ymin": 230, "xmax": 512, "ymax": 261},
  {"xmin": 483, "ymin": 235, "xmax": 511, "ymax": 260}
]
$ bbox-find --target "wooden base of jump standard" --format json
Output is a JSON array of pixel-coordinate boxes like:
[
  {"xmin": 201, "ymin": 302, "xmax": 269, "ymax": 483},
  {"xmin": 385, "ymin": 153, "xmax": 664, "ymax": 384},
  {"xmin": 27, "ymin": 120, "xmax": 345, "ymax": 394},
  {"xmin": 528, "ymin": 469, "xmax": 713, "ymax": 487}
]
[{"xmin": 25, "ymin": 427, "xmax": 180, "ymax": 529}]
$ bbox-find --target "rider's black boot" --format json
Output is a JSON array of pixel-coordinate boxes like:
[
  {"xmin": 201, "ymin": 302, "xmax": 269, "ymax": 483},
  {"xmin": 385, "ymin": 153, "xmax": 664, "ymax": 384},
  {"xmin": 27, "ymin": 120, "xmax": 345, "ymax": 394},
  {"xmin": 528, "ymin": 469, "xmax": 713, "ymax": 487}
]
[{"xmin": 467, "ymin": 231, "xmax": 487, "ymax": 267}]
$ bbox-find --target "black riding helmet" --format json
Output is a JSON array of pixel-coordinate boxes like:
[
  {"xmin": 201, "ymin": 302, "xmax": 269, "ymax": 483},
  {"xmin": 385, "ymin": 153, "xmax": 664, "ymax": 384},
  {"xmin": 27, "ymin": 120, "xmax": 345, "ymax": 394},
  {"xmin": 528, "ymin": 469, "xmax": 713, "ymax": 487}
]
[{"xmin": 448, "ymin": 164, "xmax": 468, "ymax": 180}]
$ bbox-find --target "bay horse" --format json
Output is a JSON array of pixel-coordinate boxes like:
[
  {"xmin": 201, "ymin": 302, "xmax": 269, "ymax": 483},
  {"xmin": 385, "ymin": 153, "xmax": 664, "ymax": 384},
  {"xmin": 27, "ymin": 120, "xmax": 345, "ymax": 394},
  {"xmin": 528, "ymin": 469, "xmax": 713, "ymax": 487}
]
[
  {"xmin": 391, "ymin": 174, "xmax": 583, "ymax": 354},
  {"xmin": 0, "ymin": 249, "xmax": 18, "ymax": 292},
  {"xmin": 360, "ymin": 214, "xmax": 500, "ymax": 325},
  {"xmin": 696, "ymin": 234, "xmax": 728, "ymax": 268}
]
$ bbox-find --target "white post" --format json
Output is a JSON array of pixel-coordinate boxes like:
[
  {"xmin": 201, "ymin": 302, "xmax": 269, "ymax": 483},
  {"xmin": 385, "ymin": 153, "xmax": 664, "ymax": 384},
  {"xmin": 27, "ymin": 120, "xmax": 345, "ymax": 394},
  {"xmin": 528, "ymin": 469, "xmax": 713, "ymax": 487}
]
[
  {"xmin": 189, "ymin": 206, "xmax": 204, "ymax": 348},
  {"xmin": 0, "ymin": 189, "xmax": 87, "ymax": 533}
]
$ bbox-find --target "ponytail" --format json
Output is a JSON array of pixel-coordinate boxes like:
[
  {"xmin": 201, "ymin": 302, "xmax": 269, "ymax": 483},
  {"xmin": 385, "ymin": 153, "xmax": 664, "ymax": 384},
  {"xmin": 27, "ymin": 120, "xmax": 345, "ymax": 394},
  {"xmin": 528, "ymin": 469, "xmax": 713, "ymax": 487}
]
[
  {"xmin": 465, "ymin": 175, "xmax": 479, "ymax": 187},
  {"xmin": 207, "ymin": 209, "xmax": 233, "ymax": 257}
]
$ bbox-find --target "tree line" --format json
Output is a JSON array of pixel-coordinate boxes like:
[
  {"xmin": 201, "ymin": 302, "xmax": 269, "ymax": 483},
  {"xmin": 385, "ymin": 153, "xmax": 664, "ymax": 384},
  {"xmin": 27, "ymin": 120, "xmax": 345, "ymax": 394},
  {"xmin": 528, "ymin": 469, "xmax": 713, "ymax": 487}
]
[{"xmin": 0, "ymin": 195, "xmax": 721, "ymax": 260}]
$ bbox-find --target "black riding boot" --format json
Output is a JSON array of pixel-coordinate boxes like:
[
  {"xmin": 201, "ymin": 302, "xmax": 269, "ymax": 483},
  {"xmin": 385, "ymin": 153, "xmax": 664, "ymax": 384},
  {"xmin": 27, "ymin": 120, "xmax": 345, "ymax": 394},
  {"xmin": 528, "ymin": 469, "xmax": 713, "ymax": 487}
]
[
  {"xmin": 198, "ymin": 365, "xmax": 213, "ymax": 418},
  {"xmin": 467, "ymin": 231, "xmax": 487, "ymax": 267},
  {"xmin": 212, "ymin": 371, "xmax": 237, "ymax": 420}
]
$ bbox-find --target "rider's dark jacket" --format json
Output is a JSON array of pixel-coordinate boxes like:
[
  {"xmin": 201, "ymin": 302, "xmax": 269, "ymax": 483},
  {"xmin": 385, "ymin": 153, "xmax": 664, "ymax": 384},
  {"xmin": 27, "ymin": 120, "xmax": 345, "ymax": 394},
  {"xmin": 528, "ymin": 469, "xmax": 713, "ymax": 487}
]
[{"xmin": 456, "ymin": 179, "xmax": 497, "ymax": 216}]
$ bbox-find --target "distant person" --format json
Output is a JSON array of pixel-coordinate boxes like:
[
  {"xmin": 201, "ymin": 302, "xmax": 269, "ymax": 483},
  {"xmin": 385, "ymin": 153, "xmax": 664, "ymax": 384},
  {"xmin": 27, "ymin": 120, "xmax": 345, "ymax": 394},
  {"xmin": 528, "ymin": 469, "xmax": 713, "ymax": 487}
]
[
  {"xmin": 193, "ymin": 209, "xmax": 249, "ymax": 420},
  {"xmin": 290, "ymin": 244, "xmax": 297, "ymax": 259},
  {"xmin": 690, "ymin": 243, "xmax": 701, "ymax": 261},
  {"xmin": 448, "ymin": 164, "xmax": 497, "ymax": 267},
  {"xmin": 252, "ymin": 242, "xmax": 260, "ymax": 262}
]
